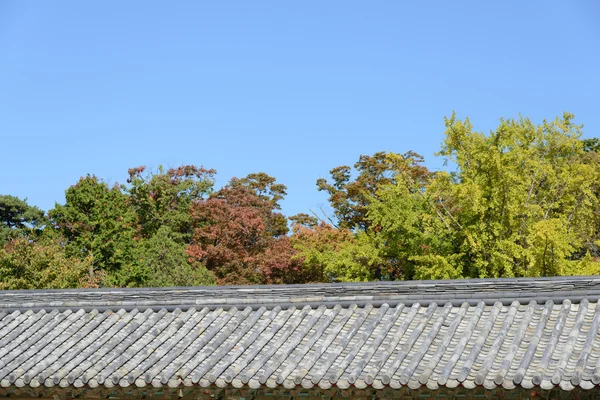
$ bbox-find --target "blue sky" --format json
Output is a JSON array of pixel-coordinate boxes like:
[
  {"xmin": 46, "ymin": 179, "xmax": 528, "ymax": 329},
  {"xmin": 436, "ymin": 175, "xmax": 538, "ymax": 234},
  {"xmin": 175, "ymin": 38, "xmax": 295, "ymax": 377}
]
[{"xmin": 1, "ymin": 1, "xmax": 599, "ymax": 219}]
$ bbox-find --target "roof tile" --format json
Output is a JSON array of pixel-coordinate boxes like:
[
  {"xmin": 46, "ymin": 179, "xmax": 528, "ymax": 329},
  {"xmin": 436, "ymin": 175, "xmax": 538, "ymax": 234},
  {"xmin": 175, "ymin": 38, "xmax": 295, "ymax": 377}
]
[{"xmin": 3, "ymin": 277, "xmax": 600, "ymax": 392}]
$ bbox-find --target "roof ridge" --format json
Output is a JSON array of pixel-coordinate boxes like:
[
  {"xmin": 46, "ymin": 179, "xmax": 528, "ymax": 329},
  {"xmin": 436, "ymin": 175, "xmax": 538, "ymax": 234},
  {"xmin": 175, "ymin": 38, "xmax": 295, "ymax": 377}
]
[{"xmin": 1, "ymin": 276, "xmax": 599, "ymax": 312}]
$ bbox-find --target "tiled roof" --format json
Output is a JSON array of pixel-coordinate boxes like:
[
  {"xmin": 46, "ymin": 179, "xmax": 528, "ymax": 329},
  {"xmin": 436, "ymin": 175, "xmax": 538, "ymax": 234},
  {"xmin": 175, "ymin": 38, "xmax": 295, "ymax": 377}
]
[{"xmin": 1, "ymin": 276, "xmax": 600, "ymax": 394}]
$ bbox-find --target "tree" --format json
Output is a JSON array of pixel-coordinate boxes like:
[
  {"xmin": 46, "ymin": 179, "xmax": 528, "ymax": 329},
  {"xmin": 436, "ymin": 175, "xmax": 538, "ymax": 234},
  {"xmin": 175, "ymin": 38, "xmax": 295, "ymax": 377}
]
[
  {"xmin": 0, "ymin": 195, "xmax": 48, "ymax": 246},
  {"xmin": 300, "ymin": 152, "xmax": 445, "ymax": 281},
  {"xmin": 49, "ymin": 168, "xmax": 218, "ymax": 288},
  {"xmin": 48, "ymin": 166, "xmax": 220, "ymax": 288},
  {"xmin": 582, "ymin": 138, "xmax": 600, "ymax": 153},
  {"xmin": 577, "ymin": 139, "xmax": 600, "ymax": 259},
  {"xmin": 291, "ymin": 180, "xmax": 460, "ymax": 282},
  {"xmin": 230, "ymin": 172, "xmax": 287, "ymax": 209},
  {"xmin": 289, "ymin": 213, "xmax": 319, "ymax": 228},
  {"xmin": 317, "ymin": 151, "xmax": 430, "ymax": 230},
  {"xmin": 290, "ymin": 222, "xmax": 376, "ymax": 282},
  {"xmin": 229, "ymin": 173, "xmax": 289, "ymax": 238},
  {"xmin": 0, "ymin": 238, "xmax": 92, "ymax": 290},
  {"xmin": 365, "ymin": 177, "xmax": 462, "ymax": 280},
  {"xmin": 429, "ymin": 112, "xmax": 600, "ymax": 278},
  {"xmin": 126, "ymin": 165, "xmax": 216, "ymax": 243},
  {"xmin": 256, "ymin": 236, "xmax": 309, "ymax": 284},
  {"xmin": 301, "ymin": 113, "xmax": 600, "ymax": 282},
  {"xmin": 134, "ymin": 226, "xmax": 215, "ymax": 287},
  {"xmin": 187, "ymin": 174, "xmax": 292, "ymax": 285},
  {"xmin": 49, "ymin": 175, "xmax": 139, "ymax": 286}
]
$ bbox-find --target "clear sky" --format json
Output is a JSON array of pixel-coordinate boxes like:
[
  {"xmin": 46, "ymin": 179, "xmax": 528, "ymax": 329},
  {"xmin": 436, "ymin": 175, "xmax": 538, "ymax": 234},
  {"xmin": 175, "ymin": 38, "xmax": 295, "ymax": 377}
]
[{"xmin": 1, "ymin": 1, "xmax": 599, "ymax": 219}]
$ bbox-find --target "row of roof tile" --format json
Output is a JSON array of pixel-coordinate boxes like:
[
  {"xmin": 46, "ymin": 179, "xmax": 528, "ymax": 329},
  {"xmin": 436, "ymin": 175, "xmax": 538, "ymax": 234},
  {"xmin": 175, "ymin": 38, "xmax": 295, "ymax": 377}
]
[{"xmin": 2, "ymin": 295, "xmax": 600, "ymax": 392}]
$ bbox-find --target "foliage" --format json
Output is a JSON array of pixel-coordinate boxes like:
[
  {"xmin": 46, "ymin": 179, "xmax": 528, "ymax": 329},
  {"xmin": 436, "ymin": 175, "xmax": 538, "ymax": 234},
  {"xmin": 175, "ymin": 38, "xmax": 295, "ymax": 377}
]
[
  {"xmin": 186, "ymin": 174, "xmax": 292, "ymax": 285},
  {"xmin": 294, "ymin": 169, "xmax": 461, "ymax": 282},
  {"xmin": 316, "ymin": 231, "xmax": 381, "ymax": 282},
  {"xmin": 230, "ymin": 172, "xmax": 287, "ymax": 210},
  {"xmin": 290, "ymin": 222, "xmax": 377, "ymax": 282},
  {"xmin": 0, "ymin": 238, "xmax": 92, "ymax": 290},
  {"xmin": 0, "ymin": 195, "xmax": 48, "ymax": 246},
  {"xmin": 289, "ymin": 213, "xmax": 319, "ymax": 228},
  {"xmin": 563, "ymin": 253, "xmax": 600, "ymax": 276},
  {"xmin": 126, "ymin": 165, "xmax": 216, "ymax": 243},
  {"xmin": 256, "ymin": 236, "xmax": 309, "ymax": 284},
  {"xmin": 49, "ymin": 175, "xmax": 139, "ymax": 286},
  {"xmin": 431, "ymin": 112, "xmax": 599, "ymax": 278},
  {"xmin": 290, "ymin": 222, "xmax": 347, "ymax": 282},
  {"xmin": 366, "ymin": 177, "xmax": 461, "ymax": 280},
  {"xmin": 3, "ymin": 114, "xmax": 600, "ymax": 290},
  {"xmin": 134, "ymin": 226, "xmax": 215, "ymax": 287},
  {"xmin": 316, "ymin": 151, "xmax": 430, "ymax": 230},
  {"xmin": 49, "ymin": 168, "xmax": 218, "ymax": 288},
  {"xmin": 582, "ymin": 138, "xmax": 600, "ymax": 153},
  {"xmin": 298, "ymin": 114, "xmax": 600, "ymax": 281}
]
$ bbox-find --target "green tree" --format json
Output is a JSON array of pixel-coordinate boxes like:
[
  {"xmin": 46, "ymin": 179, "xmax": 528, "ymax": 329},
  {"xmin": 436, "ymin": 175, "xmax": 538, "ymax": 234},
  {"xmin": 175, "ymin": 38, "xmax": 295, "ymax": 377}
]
[
  {"xmin": 582, "ymin": 138, "xmax": 600, "ymax": 153},
  {"xmin": 134, "ymin": 226, "xmax": 215, "ymax": 287},
  {"xmin": 291, "ymin": 222, "xmax": 379, "ymax": 282},
  {"xmin": 300, "ymin": 113, "xmax": 600, "ymax": 282},
  {"xmin": 577, "ymin": 139, "xmax": 600, "ymax": 259},
  {"xmin": 49, "ymin": 166, "xmax": 219, "ymax": 288},
  {"xmin": 299, "ymin": 152, "xmax": 438, "ymax": 281},
  {"xmin": 231, "ymin": 172, "xmax": 287, "ymax": 209},
  {"xmin": 126, "ymin": 165, "xmax": 216, "ymax": 243},
  {"xmin": 289, "ymin": 213, "xmax": 319, "ymax": 228},
  {"xmin": 365, "ymin": 174, "xmax": 462, "ymax": 280},
  {"xmin": 294, "ymin": 164, "xmax": 460, "ymax": 282},
  {"xmin": 0, "ymin": 195, "xmax": 48, "ymax": 246},
  {"xmin": 49, "ymin": 175, "xmax": 139, "ymax": 286}
]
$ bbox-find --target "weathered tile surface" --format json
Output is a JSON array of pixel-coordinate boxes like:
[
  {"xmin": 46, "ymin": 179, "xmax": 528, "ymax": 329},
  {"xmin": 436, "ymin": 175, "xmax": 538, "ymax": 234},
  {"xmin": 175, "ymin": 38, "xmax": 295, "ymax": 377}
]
[{"xmin": 1, "ymin": 276, "xmax": 600, "ymax": 393}]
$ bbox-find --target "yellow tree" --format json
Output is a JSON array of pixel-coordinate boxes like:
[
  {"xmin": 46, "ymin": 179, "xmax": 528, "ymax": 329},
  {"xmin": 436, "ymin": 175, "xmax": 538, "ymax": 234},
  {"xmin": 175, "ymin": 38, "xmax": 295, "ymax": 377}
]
[{"xmin": 431, "ymin": 112, "xmax": 599, "ymax": 277}]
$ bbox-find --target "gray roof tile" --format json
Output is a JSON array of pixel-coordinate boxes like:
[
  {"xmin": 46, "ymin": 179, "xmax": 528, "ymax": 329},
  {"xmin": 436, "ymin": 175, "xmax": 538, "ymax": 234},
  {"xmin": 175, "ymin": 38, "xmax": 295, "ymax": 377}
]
[{"xmin": 3, "ymin": 277, "xmax": 600, "ymax": 393}]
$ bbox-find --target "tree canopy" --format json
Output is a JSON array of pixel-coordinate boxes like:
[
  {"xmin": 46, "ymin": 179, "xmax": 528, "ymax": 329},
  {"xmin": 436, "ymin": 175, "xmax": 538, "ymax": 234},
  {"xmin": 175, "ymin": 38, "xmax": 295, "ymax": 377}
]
[
  {"xmin": 2, "ymin": 112, "xmax": 599, "ymax": 289},
  {"xmin": 295, "ymin": 113, "xmax": 600, "ymax": 282}
]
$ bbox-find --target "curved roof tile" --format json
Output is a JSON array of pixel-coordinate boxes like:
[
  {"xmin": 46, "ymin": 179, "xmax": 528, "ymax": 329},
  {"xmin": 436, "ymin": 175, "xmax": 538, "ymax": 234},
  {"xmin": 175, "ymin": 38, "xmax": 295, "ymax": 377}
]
[{"xmin": 1, "ymin": 276, "xmax": 600, "ymax": 393}]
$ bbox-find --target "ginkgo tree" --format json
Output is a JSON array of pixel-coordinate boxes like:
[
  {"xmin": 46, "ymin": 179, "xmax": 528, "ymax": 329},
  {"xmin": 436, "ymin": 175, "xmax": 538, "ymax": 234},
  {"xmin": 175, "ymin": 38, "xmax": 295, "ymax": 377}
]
[
  {"xmin": 295, "ymin": 112, "xmax": 600, "ymax": 281},
  {"xmin": 430, "ymin": 112, "xmax": 600, "ymax": 278}
]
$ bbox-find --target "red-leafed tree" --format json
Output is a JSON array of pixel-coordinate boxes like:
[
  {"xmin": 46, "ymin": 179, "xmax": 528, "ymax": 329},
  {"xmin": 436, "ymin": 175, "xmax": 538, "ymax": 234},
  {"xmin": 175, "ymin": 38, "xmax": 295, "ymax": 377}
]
[
  {"xmin": 255, "ymin": 236, "xmax": 308, "ymax": 284},
  {"xmin": 186, "ymin": 174, "xmax": 310, "ymax": 285}
]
